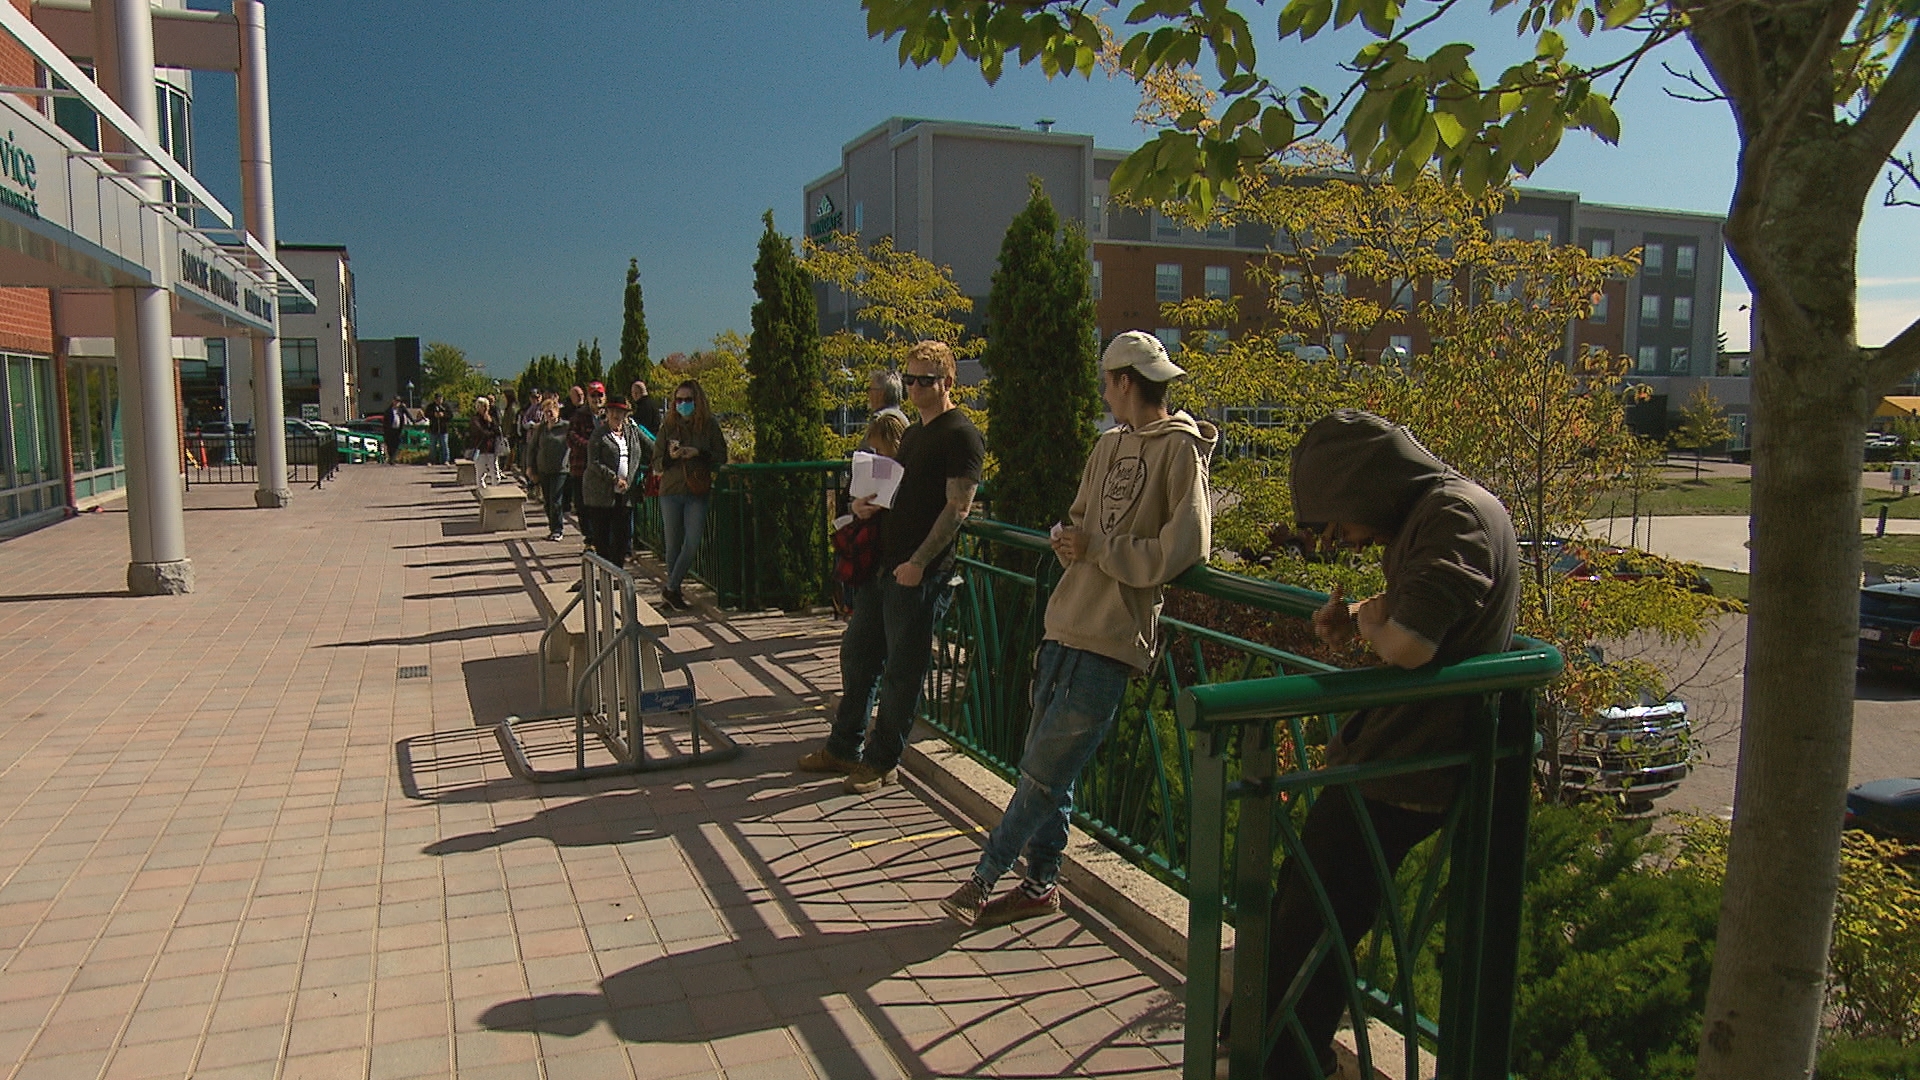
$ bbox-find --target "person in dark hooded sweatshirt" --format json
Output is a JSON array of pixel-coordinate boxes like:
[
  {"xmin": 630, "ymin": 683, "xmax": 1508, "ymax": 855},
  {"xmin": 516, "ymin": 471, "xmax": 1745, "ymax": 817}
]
[{"xmin": 1244, "ymin": 408, "xmax": 1519, "ymax": 1079}]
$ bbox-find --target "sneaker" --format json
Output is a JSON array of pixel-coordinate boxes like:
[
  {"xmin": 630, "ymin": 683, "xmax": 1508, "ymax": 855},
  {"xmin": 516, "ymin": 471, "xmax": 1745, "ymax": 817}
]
[
  {"xmin": 842, "ymin": 763, "xmax": 897, "ymax": 794},
  {"xmin": 795, "ymin": 747, "xmax": 857, "ymax": 775},
  {"xmin": 664, "ymin": 588, "xmax": 691, "ymax": 611},
  {"xmin": 548, "ymin": 532, "xmax": 564, "ymax": 543},
  {"xmin": 976, "ymin": 886, "xmax": 1061, "ymax": 928},
  {"xmin": 940, "ymin": 880, "xmax": 990, "ymax": 927}
]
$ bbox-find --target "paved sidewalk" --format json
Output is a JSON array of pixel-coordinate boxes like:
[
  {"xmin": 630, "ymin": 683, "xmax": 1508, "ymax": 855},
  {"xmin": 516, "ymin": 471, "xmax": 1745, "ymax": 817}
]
[
  {"xmin": 1585, "ymin": 515, "xmax": 1920, "ymax": 572},
  {"xmin": 0, "ymin": 468, "xmax": 1182, "ymax": 1079}
]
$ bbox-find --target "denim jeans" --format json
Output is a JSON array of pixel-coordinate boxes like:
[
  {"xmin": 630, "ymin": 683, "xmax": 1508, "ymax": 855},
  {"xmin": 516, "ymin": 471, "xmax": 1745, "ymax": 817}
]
[
  {"xmin": 826, "ymin": 572, "xmax": 956, "ymax": 772},
  {"xmin": 430, "ymin": 433, "xmax": 449, "ymax": 465},
  {"xmin": 659, "ymin": 493, "xmax": 708, "ymax": 591},
  {"xmin": 539, "ymin": 473, "xmax": 566, "ymax": 535},
  {"xmin": 973, "ymin": 641, "xmax": 1133, "ymax": 889}
]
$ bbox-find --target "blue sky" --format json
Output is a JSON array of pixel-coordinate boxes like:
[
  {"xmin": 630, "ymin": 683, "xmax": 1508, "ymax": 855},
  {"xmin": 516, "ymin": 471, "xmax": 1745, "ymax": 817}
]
[{"xmin": 183, "ymin": 2, "xmax": 1917, "ymax": 374}]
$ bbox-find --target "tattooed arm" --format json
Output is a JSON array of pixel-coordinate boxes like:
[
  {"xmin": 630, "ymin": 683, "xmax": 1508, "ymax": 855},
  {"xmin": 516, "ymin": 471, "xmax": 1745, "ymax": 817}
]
[{"xmin": 895, "ymin": 476, "xmax": 978, "ymax": 587}]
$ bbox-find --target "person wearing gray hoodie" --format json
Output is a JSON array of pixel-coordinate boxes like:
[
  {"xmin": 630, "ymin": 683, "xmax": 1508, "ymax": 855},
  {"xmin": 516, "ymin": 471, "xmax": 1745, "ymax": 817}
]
[
  {"xmin": 941, "ymin": 331, "xmax": 1217, "ymax": 930},
  {"xmin": 1237, "ymin": 408, "xmax": 1518, "ymax": 1079}
]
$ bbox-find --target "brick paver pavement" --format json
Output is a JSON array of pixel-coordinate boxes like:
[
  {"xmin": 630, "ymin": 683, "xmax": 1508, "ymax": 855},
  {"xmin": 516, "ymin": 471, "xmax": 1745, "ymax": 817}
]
[{"xmin": 0, "ymin": 467, "xmax": 1184, "ymax": 1079}]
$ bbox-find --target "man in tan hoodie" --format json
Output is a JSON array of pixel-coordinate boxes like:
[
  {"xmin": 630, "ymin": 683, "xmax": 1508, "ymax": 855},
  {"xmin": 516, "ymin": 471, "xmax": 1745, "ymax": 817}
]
[{"xmin": 941, "ymin": 331, "xmax": 1216, "ymax": 928}]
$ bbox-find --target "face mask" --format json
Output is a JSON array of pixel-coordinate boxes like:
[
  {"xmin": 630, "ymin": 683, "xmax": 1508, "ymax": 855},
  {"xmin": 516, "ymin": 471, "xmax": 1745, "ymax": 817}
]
[{"xmin": 676, "ymin": 401, "xmax": 695, "ymax": 417}]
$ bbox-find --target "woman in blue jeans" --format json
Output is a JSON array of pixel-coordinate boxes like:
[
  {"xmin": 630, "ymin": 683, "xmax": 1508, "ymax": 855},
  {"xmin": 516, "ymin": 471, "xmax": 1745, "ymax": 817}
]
[{"xmin": 650, "ymin": 379, "xmax": 727, "ymax": 610}]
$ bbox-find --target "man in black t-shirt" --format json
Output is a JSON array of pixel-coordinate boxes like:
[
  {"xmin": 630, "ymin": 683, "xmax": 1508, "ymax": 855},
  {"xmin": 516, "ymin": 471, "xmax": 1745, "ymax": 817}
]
[{"xmin": 798, "ymin": 340, "xmax": 983, "ymax": 795}]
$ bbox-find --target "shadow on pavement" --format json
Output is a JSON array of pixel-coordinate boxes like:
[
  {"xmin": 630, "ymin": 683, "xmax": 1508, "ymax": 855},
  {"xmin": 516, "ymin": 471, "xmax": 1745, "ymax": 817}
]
[
  {"xmin": 0, "ymin": 589, "xmax": 131, "ymax": 603},
  {"xmin": 460, "ymin": 653, "xmax": 543, "ymax": 727},
  {"xmin": 319, "ymin": 618, "xmax": 544, "ymax": 648}
]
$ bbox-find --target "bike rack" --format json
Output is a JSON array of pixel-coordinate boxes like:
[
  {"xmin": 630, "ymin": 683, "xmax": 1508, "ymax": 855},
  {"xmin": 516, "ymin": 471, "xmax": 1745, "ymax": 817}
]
[{"xmin": 497, "ymin": 552, "xmax": 740, "ymax": 781}]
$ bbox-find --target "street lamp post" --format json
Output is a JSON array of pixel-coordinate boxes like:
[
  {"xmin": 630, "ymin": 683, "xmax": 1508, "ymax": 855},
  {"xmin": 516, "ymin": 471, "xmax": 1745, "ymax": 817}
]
[{"xmin": 405, "ymin": 380, "xmax": 414, "ymax": 408}]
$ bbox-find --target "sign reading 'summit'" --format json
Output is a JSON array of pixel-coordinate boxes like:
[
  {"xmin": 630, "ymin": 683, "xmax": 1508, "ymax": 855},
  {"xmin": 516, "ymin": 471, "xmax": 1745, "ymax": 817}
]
[{"xmin": 0, "ymin": 129, "xmax": 38, "ymax": 218}]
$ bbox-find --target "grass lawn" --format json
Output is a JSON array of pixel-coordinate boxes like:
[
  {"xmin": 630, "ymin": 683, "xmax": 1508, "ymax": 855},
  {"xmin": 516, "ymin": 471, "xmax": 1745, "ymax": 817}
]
[
  {"xmin": 1863, "ymin": 534, "xmax": 1920, "ymax": 566},
  {"xmin": 1594, "ymin": 477, "xmax": 1920, "ymax": 519},
  {"xmin": 1699, "ymin": 567, "xmax": 1750, "ymax": 603}
]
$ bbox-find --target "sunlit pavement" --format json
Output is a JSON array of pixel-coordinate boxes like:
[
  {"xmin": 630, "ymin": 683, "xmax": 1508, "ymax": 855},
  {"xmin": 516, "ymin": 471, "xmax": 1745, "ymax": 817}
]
[{"xmin": 0, "ymin": 468, "xmax": 1182, "ymax": 1080}]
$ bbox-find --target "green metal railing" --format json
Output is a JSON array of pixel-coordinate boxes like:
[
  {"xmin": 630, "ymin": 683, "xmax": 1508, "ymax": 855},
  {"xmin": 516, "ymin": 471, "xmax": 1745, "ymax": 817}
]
[
  {"xmin": 634, "ymin": 460, "xmax": 849, "ymax": 611},
  {"xmin": 642, "ymin": 459, "xmax": 1562, "ymax": 1079}
]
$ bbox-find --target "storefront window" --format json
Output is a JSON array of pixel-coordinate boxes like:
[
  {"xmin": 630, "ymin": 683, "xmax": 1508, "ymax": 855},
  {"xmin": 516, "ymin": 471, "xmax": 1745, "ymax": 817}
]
[
  {"xmin": 65, "ymin": 358, "xmax": 125, "ymax": 502},
  {"xmin": 0, "ymin": 354, "xmax": 62, "ymax": 524}
]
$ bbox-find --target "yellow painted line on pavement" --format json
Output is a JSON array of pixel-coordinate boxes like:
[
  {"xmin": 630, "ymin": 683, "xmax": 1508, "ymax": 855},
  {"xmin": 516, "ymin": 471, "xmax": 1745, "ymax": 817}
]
[{"xmin": 849, "ymin": 826, "xmax": 984, "ymax": 850}]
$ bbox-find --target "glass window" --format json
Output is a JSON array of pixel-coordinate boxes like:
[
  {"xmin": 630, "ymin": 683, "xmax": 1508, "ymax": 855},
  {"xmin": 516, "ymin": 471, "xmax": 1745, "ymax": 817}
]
[
  {"xmin": 1676, "ymin": 244, "xmax": 1696, "ymax": 277},
  {"xmin": 853, "ymin": 202, "xmax": 863, "ymax": 232},
  {"xmin": 1090, "ymin": 194, "xmax": 1103, "ymax": 233},
  {"xmin": 106, "ymin": 366, "xmax": 122, "ymax": 468},
  {"xmin": 1591, "ymin": 237, "xmax": 1613, "ymax": 257},
  {"xmin": 86, "ymin": 365, "xmax": 109, "ymax": 471},
  {"xmin": 1153, "ymin": 328, "xmax": 1180, "ymax": 351},
  {"xmin": 1495, "ymin": 225, "xmax": 1515, "ymax": 240},
  {"xmin": 1155, "ymin": 264, "xmax": 1182, "ymax": 303},
  {"xmin": 1388, "ymin": 277, "xmax": 1410, "ymax": 310},
  {"xmin": 1279, "ymin": 269, "xmax": 1305, "ymax": 303},
  {"xmin": 1637, "ymin": 346, "xmax": 1659, "ymax": 372},
  {"xmin": 51, "ymin": 69, "xmax": 100, "ymax": 152},
  {"xmin": 1432, "ymin": 276, "xmax": 1454, "ymax": 305},
  {"xmin": 1640, "ymin": 295, "xmax": 1662, "ymax": 325},
  {"xmin": 1155, "ymin": 214, "xmax": 1182, "ymax": 239},
  {"xmin": 1673, "ymin": 296, "xmax": 1693, "ymax": 328},
  {"xmin": 280, "ymin": 279, "xmax": 318, "ymax": 316},
  {"xmin": 66, "ymin": 362, "xmax": 89, "ymax": 474},
  {"xmin": 1204, "ymin": 265, "xmax": 1230, "ymax": 298},
  {"xmin": 1670, "ymin": 346, "xmax": 1691, "ymax": 373},
  {"xmin": 1091, "ymin": 261, "xmax": 1102, "ymax": 301},
  {"xmin": 1329, "ymin": 333, "xmax": 1348, "ymax": 358},
  {"xmin": 1322, "ymin": 273, "xmax": 1347, "ymax": 296},
  {"xmin": 1200, "ymin": 329, "xmax": 1228, "ymax": 352},
  {"xmin": 1643, "ymin": 243, "xmax": 1665, "ymax": 275},
  {"xmin": 1388, "ymin": 335, "xmax": 1413, "ymax": 362},
  {"xmin": 1590, "ymin": 294, "xmax": 1610, "ymax": 323},
  {"xmin": 1533, "ymin": 228, "xmax": 1553, "ymax": 243}
]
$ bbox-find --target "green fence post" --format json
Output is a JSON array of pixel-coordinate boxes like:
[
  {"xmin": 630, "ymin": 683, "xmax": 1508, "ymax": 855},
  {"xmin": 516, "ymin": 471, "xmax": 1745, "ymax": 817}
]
[
  {"xmin": 1468, "ymin": 690, "xmax": 1538, "ymax": 1079},
  {"xmin": 1183, "ymin": 720, "xmax": 1230, "ymax": 1080},
  {"xmin": 1229, "ymin": 721, "xmax": 1277, "ymax": 1080},
  {"xmin": 1437, "ymin": 698, "xmax": 1500, "ymax": 1078}
]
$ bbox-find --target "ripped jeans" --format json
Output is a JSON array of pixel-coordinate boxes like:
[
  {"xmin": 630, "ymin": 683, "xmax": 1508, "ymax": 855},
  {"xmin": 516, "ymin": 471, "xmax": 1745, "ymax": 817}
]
[{"xmin": 972, "ymin": 641, "xmax": 1133, "ymax": 889}]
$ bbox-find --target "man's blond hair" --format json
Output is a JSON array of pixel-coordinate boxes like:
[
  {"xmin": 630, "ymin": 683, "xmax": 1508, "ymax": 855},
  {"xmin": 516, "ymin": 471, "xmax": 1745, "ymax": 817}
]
[{"xmin": 904, "ymin": 340, "xmax": 957, "ymax": 382}]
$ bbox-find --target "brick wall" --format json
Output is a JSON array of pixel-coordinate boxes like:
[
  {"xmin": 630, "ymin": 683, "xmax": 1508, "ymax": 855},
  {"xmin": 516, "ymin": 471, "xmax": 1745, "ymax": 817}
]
[{"xmin": 0, "ymin": 2, "xmax": 54, "ymax": 355}]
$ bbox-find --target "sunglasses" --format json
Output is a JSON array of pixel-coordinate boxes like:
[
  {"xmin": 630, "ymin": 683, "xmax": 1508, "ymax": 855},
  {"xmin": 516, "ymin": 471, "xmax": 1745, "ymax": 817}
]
[{"xmin": 901, "ymin": 372, "xmax": 944, "ymax": 388}]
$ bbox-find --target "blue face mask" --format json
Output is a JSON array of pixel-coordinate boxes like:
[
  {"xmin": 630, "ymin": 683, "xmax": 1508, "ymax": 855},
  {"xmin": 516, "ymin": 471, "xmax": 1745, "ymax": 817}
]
[{"xmin": 676, "ymin": 400, "xmax": 695, "ymax": 417}]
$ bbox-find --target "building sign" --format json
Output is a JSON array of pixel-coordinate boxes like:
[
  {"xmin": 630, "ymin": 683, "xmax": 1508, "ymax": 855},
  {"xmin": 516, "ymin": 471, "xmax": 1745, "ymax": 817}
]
[
  {"xmin": 177, "ymin": 242, "xmax": 276, "ymax": 330},
  {"xmin": 807, "ymin": 192, "xmax": 842, "ymax": 239},
  {"xmin": 0, "ymin": 129, "xmax": 38, "ymax": 218},
  {"xmin": 300, "ymin": 403, "xmax": 320, "ymax": 421}
]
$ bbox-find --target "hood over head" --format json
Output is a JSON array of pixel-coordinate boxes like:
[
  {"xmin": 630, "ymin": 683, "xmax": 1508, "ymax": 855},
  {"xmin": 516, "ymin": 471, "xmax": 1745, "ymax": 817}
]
[
  {"xmin": 1291, "ymin": 410, "xmax": 1450, "ymax": 535},
  {"xmin": 1126, "ymin": 410, "xmax": 1219, "ymax": 463}
]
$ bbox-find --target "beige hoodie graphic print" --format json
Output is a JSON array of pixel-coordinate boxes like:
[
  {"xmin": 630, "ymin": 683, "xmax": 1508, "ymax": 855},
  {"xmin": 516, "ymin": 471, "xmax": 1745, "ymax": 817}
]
[{"xmin": 1044, "ymin": 411, "xmax": 1218, "ymax": 672}]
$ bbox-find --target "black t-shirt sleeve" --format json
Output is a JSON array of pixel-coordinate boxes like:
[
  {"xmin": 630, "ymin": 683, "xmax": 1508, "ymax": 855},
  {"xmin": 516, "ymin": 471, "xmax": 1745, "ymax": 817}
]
[{"xmin": 948, "ymin": 418, "xmax": 984, "ymax": 483}]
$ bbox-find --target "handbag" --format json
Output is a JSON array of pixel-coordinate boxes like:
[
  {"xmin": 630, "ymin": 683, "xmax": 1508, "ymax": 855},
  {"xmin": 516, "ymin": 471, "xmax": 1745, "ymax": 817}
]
[
  {"xmin": 684, "ymin": 459, "xmax": 712, "ymax": 497},
  {"xmin": 643, "ymin": 471, "xmax": 661, "ymax": 498}
]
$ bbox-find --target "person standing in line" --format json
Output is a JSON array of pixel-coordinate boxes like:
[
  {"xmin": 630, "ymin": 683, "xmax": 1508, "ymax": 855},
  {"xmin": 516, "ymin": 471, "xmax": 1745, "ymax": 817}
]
[
  {"xmin": 560, "ymin": 384, "xmax": 584, "ymax": 423},
  {"xmin": 518, "ymin": 391, "xmax": 546, "ymax": 484},
  {"xmin": 531, "ymin": 396, "xmax": 571, "ymax": 543},
  {"xmin": 583, "ymin": 397, "xmax": 637, "ymax": 565},
  {"xmin": 796, "ymin": 340, "xmax": 983, "ymax": 795},
  {"xmin": 940, "ymin": 331, "xmax": 1216, "ymax": 929},
  {"xmin": 468, "ymin": 396, "xmax": 501, "ymax": 488},
  {"xmin": 425, "ymin": 394, "xmax": 453, "ymax": 465},
  {"xmin": 498, "ymin": 390, "xmax": 519, "ymax": 473},
  {"xmin": 863, "ymin": 369, "xmax": 908, "ymax": 442},
  {"xmin": 630, "ymin": 379, "xmax": 664, "ymax": 437},
  {"xmin": 383, "ymin": 397, "xmax": 408, "ymax": 464},
  {"xmin": 566, "ymin": 382, "xmax": 605, "ymax": 539},
  {"xmin": 1233, "ymin": 409, "xmax": 1520, "ymax": 1080},
  {"xmin": 651, "ymin": 379, "xmax": 728, "ymax": 611}
]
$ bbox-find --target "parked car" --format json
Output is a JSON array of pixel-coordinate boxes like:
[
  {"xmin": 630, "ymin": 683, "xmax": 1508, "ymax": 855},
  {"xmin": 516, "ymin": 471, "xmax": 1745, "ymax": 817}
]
[
  {"xmin": 301, "ymin": 419, "xmax": 381, "ymax": 463},
  {"xmin": 1845, "ymin": 778, "xmax": 1920, "ymax": 843},
  {"xmin": 1558, "ymin": 692, "xmax": 1693, "ymax": 811},
  {"xmin": 1857, "ymin": 582, "xmax": 1920, "ymax": 677}
]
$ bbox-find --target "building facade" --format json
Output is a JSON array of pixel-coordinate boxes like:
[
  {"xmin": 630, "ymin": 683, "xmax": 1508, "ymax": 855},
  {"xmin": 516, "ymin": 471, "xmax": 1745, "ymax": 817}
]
[
  {"xmin": 355, "ymin": 336, "xmax": 420, "ymax": 416},
  {"xmin": 0, "ymin": 0, "xmax": 309, "ymax": 595},
  {"xmin": 805, "ymin": 117, "xmax": 1738, "ymax": 433},
  {"xmin": 275, "ymin": 244, "xmax": 356, "ymax": 422}
]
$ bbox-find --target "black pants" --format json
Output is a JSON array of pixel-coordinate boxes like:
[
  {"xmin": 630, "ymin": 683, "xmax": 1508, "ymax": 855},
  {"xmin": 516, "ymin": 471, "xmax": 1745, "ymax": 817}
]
[
  {"xmin": 564, "ymin": 474, "xmax": 583, "ymax": 525},
  {"xmin": 588, "ymin": 497, "xmax": 631, "ymax": 566},
  {"xmin": 1228, "ymin": 792, "xmax": 1444, "ymax": 1080}
]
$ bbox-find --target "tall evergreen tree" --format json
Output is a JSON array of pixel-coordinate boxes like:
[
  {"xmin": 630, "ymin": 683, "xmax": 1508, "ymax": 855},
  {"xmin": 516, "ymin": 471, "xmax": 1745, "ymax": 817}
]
[
  {"xmin": 573, "ymin": 339, "xmax": 604, "ymax": 389},
  {"xmin": 609, "ymin": 258, "xmax": 652, "ymax": 392},
  {"xmin": 517, "ymin": 353, "xmax": 571, "ymax": 403},
  {"xmin": 983, "ymin": 178, "xmax": 1100, "ymax": 532},
  {"xmin": 747, "ymin": 211, "xmax": 827, "ymax": 609}
]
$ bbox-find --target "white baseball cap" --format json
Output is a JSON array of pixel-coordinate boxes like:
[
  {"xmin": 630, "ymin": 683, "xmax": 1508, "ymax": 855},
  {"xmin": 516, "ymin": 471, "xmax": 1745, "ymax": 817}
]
[{"xmin": 1102, "ymin": 330, "xmax": 1186, "ymax": 382}]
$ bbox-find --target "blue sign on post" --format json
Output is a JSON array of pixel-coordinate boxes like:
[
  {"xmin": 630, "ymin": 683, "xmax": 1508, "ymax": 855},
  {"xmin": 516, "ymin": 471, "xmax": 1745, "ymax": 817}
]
[{"xmin": 640, "ymin": 686, "xmax": 696, "ymax": 714}]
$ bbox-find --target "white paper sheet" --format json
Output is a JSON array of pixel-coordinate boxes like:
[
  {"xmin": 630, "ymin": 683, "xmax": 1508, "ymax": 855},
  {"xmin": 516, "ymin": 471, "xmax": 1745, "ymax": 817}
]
[{"xmin": 850, "ymin": 451, "xmax": 903, "ymax": 509}]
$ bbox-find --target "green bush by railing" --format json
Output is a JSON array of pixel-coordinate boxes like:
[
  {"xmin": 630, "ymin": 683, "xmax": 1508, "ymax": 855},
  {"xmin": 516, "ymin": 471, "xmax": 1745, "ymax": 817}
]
[{"xmin": 634, "ymin": 460, "xmax": 849, "ymax": 611}]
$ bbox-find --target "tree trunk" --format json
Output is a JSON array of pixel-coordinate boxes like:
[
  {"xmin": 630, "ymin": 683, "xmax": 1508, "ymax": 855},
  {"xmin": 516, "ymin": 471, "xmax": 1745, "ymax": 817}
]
[{"xmin": 1695, "ymin": 105, "xmax": 1875, "ymax": 1080}]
